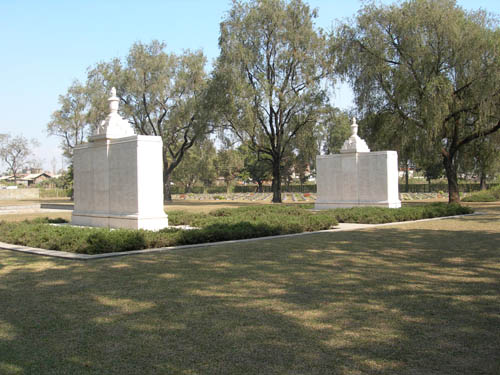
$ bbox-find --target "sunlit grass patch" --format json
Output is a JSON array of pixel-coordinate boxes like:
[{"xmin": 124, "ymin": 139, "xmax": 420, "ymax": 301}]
[{"xmin": 0, "ymin": 204, "xmax": 498, "ymax": 374}]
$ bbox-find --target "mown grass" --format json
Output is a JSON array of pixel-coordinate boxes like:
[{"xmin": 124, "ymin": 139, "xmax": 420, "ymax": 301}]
[
  {"xmin": 0, "ymin": 203, "xmax": 498, "ymax": 374},
  {"xmin": 0, "ymin": 204, "xmax": 472, "ymax": 254}
]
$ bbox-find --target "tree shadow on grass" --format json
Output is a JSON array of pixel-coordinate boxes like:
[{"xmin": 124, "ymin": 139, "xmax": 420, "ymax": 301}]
[{"xmin": 0, "ymin": 225, "xmax": 499, "ymax": 374}]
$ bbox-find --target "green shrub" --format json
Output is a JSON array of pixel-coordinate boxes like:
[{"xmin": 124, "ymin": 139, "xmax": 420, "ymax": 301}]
[
  {"xmin": 0, "ymin": 203, "xmax": 472, "ymax": 254},
  {"xmin": 332, "ymin": 203, "xmax": 472, "ymax": 224},
  {"xmin": 86, "ymin": 230, "xmax": 146, "ymax": 254},
  {"xmin": 462, "ymin": 186, "xmax": 500, "ymax": 202}
]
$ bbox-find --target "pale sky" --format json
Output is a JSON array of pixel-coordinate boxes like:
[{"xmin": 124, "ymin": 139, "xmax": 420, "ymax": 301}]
[{"xmin": 1, "ymin": 0, "xmax": 499, "ymax": 172}]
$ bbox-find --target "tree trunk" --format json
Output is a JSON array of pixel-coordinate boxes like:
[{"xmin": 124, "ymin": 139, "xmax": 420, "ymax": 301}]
[
  {"xmin": 405, "ymin": 161, "xmax": 409, "ymax": 193},
  {"xmin": 162, "ymin": 149, "xmax": 173, "ymax": 202},
  {"xmin": 480, "ymin": 173, "xmax": 487, "ymax": 190},
  {"xmin": 271, "ymin": 159, "xmax": 282, "ymax": 203},
  {"xmin": 257, "ymin": 181, "xmax": 263, "ymax": 193},
  {"xmin": 443, "ymin": 154, "xmax": 460, "ymax": 203},
  {"xmin": 164, "ymin": 172, "xmax": 173, "ymax": 202}
]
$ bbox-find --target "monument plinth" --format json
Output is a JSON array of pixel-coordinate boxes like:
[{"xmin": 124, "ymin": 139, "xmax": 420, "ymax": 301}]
[
  {"xmin": 315, "ymin": 118, "xmax": 401, "ymax": 209},
  {"xmin": 72, "ymin": 88, "xmax": 168, "ymax": 230}
]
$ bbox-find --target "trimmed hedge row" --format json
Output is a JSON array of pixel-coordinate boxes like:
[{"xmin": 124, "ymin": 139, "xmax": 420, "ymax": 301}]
[
  {"xmin": 0, "ymin": 203, "xmax": 472, "ymax": 254},
  {"xmin": 332, "ymin": 203, "xmax": 472, "ymax": 224},
  {"xmin": 0, "ymin": 205, "xmax": 338, "ymax": 254},
  {"xmin": 462, "ymin": 186, "xmax": 500, "ymax": 202}
]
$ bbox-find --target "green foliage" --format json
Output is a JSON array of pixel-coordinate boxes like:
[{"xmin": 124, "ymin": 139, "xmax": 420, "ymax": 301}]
[
  {"xmin": 321, "ymin": 107, "xmax": 351, "ymax": 154},
  {"xmin": 86, "ymin": 230, "xmax": 146, "ymax": 254},
  {"xmin": 172, "ymin": 140, "xmax": 217, "ymax": 192},
  {"xmin": 0, "ymin": 206, "xmax": 337, "ymax": 254},
  {"xmin": 239, "ymin": 144, "xmax": 272, "ymax": 190},
  {"xmin": 214, "ymin": 0, "xmax": 330, "ymax": 202},
  {"xmin": 462, "ymin": 185, "xmax": 500, "ymax": 202},
  {"xmin": 459, "ymin": 132, "xmax": 500, "ymax": 186},
  {"xmin": 335, "ymin": 0, "xmax": 500, "ymax": 202},
  {"xmin": 0, "ymin": 134, "xmax": 39, "ymax": 179},
  {"xmin": 86, "ymin": 40, "xmax": 214, "ymax": 200},
  {"xmin": 170, "ymin": 204, "xmax": 337, "ymax": 232},
  {"xmin": 0, "ymin": 204, "xmax": 473, "ymax": 254},
  {"xmin": 47, "ymin": 81, "xmax": 93, "ymax": 159},
  {"xmin": 332, "ymin": 203, "xmax": 473, "ymax": 224},
  {"xmin": 215, "ymin": 148, "xmax": 244, "ymax": 193}
]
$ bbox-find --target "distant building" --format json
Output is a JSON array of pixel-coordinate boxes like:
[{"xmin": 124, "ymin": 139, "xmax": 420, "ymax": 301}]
[
  {"xmin": 0, "ymin": 175, "xmax": 13, "ymax": 182},
  {"xmin": 19, "ymin": 172, "xmax": 53, "ymax": 186}
]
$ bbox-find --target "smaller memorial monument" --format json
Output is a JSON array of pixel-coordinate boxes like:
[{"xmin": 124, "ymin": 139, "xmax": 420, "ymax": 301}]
[
  {"xmin": 315, "ymin": 118, "xmax": 401, "ymax": 209},
  {"xmin": 71, "ymin": 88, "xmax": 169, "ymax": 230}
]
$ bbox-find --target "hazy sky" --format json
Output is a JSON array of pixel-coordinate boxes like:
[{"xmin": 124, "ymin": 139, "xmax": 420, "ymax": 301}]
[{"xmin": 1, "ymin": 0, "xmax": 499, "ymax": 172}]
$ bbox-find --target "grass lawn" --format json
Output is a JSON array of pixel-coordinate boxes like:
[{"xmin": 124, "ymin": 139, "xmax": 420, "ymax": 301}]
[{"xmin": 0, "ymin": 203, "xmax": 499, "ymax": 374}]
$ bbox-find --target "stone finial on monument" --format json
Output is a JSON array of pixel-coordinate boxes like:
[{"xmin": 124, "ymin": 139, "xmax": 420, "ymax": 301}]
[
  {"xmin": 92, "ymin": 87, "xmax": 134, "ymax": 140},
  {"xmin": 340, "ymin": 117, "xmax": 370, "ymax": 154}
]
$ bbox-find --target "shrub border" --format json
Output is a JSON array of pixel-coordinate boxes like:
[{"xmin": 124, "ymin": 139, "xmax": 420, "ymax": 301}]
[{"xmin": 0, "ymin": 212, "xmax": 480, "ymax": 261}]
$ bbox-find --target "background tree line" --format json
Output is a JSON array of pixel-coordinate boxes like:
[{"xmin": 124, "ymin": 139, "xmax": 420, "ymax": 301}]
[{"xmin": 45, "ymin": 0, "xmax": 500, "ymax": 203}]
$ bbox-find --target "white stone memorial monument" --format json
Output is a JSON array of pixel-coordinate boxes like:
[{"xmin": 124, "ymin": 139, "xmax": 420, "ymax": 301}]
[
  {"xmin": 315, "ymin": 118, "xmax": 401, "ymax": 209},
  {"xmin": 72, "ymin": 88, "xmax": 169, "ymax": 230}
]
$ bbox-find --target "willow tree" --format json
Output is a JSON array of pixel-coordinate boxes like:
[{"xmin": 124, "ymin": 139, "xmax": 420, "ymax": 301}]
[
  {"xmin": 47, "ymin": 81, "xmax": 94, "ymax": 159},
  {"xmin": 87, "ymin": 41, "xmax": 214, "ymax": 201},
  {"xmin": 214, "ymin": 0, "xmax": 329, "ymax": 203},
  {"xmin": 335, "ymin": 0, "xmax": 500, "ymax": 202}
]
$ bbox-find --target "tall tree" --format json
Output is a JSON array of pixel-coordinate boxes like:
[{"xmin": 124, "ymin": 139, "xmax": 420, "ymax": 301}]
[
  {"xmin": 47, "ymin": 81, "xmax": 94, "ymax": 159},
  {"xmin": 335, "ymin": 0, "xmax": 500, "ymax": 202},
  {"xmin": 87, "ymin": 41, "xmax": 214, "ymax": 201},
  {"xmin": 215, "ymin": 0, "xmax": 330, "ymax": 202},
  {"xmin": 0, "ymin": 134, "xmax": 39, "ymax": 180}
]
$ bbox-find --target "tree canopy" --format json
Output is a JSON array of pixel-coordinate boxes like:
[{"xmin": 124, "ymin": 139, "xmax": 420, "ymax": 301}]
[
  {"xmin": 335, "ymin": 0, "xmax": 500, "ymax": 202},
  {"xmin": 214, "ymin": 0, "xmax": 330, "ymax": 202},
  {"xmin": 0, "ymin": 134, "xmax": 39, "ymax": 179},
  {"xmin": 87, "ymin": 41, "xmax": 215, "ymax": 201},
  {"xmin": 47, "ymin": 81, "xmax": 94, "ymax": 159}
]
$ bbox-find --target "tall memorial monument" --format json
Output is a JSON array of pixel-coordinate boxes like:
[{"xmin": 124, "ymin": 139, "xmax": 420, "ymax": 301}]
[
  {"xmin": 72, "ymin": 88, "xmax": 169, "ymax": 230},
  {"xmin": 315, "ymin": 118, "xmax": 401, "ymax": 209}
]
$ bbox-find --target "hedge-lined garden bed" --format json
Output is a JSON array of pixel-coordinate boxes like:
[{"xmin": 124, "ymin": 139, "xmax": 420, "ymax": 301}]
[{"xmin": 0, "ymin": 203, "xmax": 472, "ymax": 254}]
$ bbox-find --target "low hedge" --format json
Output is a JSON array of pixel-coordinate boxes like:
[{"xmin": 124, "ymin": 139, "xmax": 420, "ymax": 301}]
[
  {"xmin": 0, "ymin": 205, "xmax": 338, "ymax": 254},
  {"xmin": 0, "ymin": 203, "xmax": 472, "ymax": 254},
  {"xmin": 462, "ymin": 186, "xmax": 500, "ymax": 202},
  {"xmin": 331, "ymin": 203, "xmax": 473, "ymax": 224}
]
